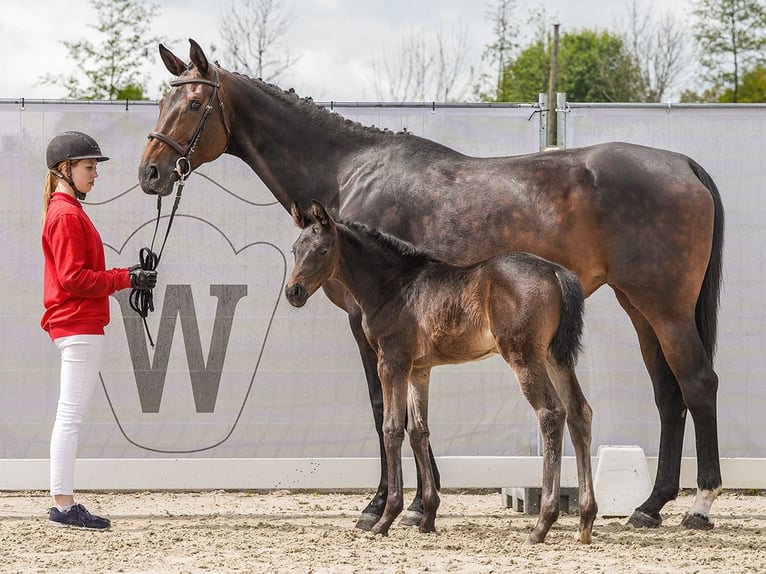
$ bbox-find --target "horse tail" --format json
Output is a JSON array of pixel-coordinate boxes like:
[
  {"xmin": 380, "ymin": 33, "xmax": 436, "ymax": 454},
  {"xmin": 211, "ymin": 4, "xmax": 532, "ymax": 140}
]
[
  {"xmin": 688, "ymin": 157, "xmax": 725, "ymax": 363},
  {"xmin": 550, "ymin": 267, "xmax": 585, "ymax": 369}
]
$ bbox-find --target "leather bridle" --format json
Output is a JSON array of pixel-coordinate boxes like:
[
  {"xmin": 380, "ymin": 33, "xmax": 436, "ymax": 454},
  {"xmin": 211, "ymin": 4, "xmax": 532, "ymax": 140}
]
[
  {"xmin": 148, "ymin": 65, "xmax": 231, "ymax": 179},
  {"xmin": 132, "ymin": 65, "xmax": 231, "ymax": 348}
]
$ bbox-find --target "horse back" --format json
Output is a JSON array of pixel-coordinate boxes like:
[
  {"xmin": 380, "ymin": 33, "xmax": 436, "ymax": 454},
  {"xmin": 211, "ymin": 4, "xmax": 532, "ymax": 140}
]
[{"xmin": 338, "ymin": 141, "xmax": 717, "ymax": 298}]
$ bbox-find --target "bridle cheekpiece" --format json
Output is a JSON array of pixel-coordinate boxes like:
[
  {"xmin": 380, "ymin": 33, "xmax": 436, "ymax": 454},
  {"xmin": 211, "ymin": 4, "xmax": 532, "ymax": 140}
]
[{"xmin": 148, "ymin": 65, "xmax": 230, "ymax": 180}]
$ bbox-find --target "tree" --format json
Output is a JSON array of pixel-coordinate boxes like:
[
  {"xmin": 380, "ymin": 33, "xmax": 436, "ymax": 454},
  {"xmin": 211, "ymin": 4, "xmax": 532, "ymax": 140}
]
[
  {"xmin": 691, "ymin": 0, "xmax": 766, "ymax": 102},
  {"xmin": 619, "ymin": 0, "xmax": 691, "ymax": 101},
  {"xmin": 682, "ymin": 62, "xmax": 766, "ymax": 101},
  {"xmin": 487, "ymin": 29, "xmax": 643, "ymax": 103},
  {"xmin": 475, "ymin": 0, "xmax": 520, "ymax": 101},
  {"xmin": 39, "ymin": 0, "xmax": 162, "ymax": 100},
  {"xmin": 372, "ymin": 24, "xmax": 474, "ymax": 102},
  {"xmin": 218, "ymin": 0, "xmax": 298, "ymax": 82}
]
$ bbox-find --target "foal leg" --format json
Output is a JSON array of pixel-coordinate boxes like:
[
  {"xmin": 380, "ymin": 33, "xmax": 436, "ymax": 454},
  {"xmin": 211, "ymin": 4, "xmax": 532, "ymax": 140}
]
[
  {"xmin": 371, "ymin": 357, "xmax": 411, "ymax": 536},
  {"xmin": 342, "ymin": 299, "xmax": 436, "ymax": 530},
  {"xmin": 509, "ymin": 357, "xmax": 567, "ymax": 545},
  {"xmin": 549, "ymin": 362, "xmax": 597, "ymax": 543},
  {"xmin": 406, "ymin": 368, "xmax": 440, "ymax": 533}
]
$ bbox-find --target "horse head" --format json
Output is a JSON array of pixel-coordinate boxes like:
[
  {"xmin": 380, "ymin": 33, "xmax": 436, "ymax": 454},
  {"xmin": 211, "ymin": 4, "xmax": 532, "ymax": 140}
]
[
  {"xmin": 285, "ymin": 201, "xmax": 338, "ymax": 307},
  {"xmin": 138, "ymin": 39, "xmax": 231, "ymax": 196}
]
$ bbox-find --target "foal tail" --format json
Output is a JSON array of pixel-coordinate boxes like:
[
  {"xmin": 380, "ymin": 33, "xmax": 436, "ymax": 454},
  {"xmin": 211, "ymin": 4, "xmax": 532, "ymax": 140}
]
[
  {"xmin": 688, "ymin": 157, "xmax": 725, "ymax": 363},
  {"xmin": 550, "ymin": 268, "xmax": 585, "ymax": 370}
]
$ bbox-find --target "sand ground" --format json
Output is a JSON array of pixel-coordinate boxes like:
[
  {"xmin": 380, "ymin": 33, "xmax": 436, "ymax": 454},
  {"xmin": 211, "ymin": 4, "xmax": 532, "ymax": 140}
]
[{"xmin": 1, "ymin": 489, "xmax": 764, "ymax": 573}]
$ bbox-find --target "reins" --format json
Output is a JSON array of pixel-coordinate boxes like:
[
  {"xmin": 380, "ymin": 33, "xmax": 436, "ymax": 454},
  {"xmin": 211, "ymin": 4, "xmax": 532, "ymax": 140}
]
[
  {"xmin": 128, "ymin": 159, "xmax": 189, "ymax": 348},
  {"xmin": 132, "ymin": 65, "xmax": 229, "ymax": 348}
]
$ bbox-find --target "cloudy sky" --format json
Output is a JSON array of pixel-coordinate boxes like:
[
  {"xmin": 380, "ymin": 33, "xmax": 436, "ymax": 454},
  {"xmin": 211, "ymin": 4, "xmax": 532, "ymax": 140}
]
[{"xmin": 2, "ymin": 0, "xmax": 694, "ymax": 102}]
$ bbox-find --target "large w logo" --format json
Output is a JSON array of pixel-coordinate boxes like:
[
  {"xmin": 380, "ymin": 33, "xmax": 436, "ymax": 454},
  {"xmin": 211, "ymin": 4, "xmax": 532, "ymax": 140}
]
[{"xmin": 114, "ymin": 285, "xmax": 247, "ymax": 413}]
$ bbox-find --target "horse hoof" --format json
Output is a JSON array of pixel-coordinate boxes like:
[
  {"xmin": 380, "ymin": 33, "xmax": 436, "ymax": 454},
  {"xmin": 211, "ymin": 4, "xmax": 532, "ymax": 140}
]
[
  {"xmin": 355, "ymin": 512, "xmax": 380, "ymax": 531},
  {"xmin": 681, "ymin": 512, "xmax": 714, "ymax": 530},
  {"xmin": 370, "ymin": 523, "xmax": 390, "ymax": 537},
  {"xmin": 523, "ymin": 534, "xmax": 542, "ymax": 545},
  {"xmin": 627, "ymin": 510, "xmax": 662, "ymax": 528},
  {"xmin": 397, "ymin": 509, "xmax": 423, "ymax": 527}
]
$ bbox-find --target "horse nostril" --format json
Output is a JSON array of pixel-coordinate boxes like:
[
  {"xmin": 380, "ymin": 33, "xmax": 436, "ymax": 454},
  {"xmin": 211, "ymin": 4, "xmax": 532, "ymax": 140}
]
[
  {"xmin": 285, "ymin": 284, "xmax": 305, "ymax": 305},
  {"xmin": 147, "ymin": 163, "xmax": 159, "ymax": 182}
]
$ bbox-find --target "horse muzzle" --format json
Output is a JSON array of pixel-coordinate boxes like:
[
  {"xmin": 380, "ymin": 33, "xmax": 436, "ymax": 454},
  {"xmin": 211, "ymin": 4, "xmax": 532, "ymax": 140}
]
[
  {"xmin": 138, "ymin": 161, "xmax": 178, "ymax": 197},
  {"xmin": 285, "ymin": 283, "xmax": 308, "ymax": 307}
]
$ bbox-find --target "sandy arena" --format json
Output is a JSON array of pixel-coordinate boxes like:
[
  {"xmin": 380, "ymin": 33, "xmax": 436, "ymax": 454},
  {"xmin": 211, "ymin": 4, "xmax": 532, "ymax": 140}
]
[{"xmin": 1, "ymin": 489, "xmax": 764, "ymax": 573}]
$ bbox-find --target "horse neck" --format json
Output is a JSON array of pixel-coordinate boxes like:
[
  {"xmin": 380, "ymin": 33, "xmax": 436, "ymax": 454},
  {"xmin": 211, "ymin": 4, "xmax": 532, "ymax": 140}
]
[
  {"xmin": 221, "ymin": 72, "xmax": 377, "ymax": 212},
  {"xmin": 332, "ymin": 224, "xmax": 417, "ymax": 310}
]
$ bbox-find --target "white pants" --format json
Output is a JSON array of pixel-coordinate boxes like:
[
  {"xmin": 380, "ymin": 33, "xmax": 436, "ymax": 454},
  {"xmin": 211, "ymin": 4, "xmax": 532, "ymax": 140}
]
[{"xmin": 50, "ymin": 334, "xmax": 104, "ymax": 496}]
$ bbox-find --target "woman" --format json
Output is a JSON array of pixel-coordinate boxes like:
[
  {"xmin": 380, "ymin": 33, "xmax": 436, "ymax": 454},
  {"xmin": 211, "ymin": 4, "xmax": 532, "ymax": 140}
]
[{"xmin": 41, "ymin": 131, "xmax": 157, "ymax": 530}]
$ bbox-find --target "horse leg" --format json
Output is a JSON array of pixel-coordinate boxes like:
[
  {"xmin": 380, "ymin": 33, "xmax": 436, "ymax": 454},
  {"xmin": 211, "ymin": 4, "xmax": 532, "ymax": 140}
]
[
  {"xmin": 341, "ymin": 297, "xmax": 434, "ymax": 530},
  {"xmin": 345, "ymin": 304, "xmax": 388, "ymax": 530},
  {"xmin": 370, "ymin": 356, "xmax": 410, "ymax": 536},
  {"xmin": 615, "ymin": 289, "xmax": 721, "ymax": 529},
  {"xmin": 614, "ymin": 290, "xmax": 684, "ymax": 527},
  {"xmin": 649, "ymin": 317, "xmax": 721, "ymax": 530},
  {"xmin": 548, "ymin": 361, "xmax": 597, "ymax": 543},
  {"xmin": 508, "ymin": 357, "xmax": 566, "ymax": 545},
  {"xmin": 406, "ymin": 368, "xmax": 439, "ymax": 533}
]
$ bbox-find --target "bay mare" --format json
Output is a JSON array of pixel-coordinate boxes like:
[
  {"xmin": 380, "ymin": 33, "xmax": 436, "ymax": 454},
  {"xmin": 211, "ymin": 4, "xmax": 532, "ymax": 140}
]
[
  {"xmin": 285, "ymin": 200, "xmax": 596, "ymax": 544},
  {"xmin": 138, "ymin": 39, "xmax": 725, "ymax": 531}
]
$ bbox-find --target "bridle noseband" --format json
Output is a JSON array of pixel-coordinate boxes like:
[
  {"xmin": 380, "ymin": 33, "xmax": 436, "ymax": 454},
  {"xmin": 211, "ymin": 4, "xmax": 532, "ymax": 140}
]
[{"xmin": 148, "ymin": 65, "xmax": 231, "ymax": 177}]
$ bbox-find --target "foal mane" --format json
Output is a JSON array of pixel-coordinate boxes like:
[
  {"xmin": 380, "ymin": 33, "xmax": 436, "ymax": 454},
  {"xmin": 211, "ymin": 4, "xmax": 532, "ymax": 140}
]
[{"xmin": 338, "ymin": 220, "xmax": 442, "ymax": 266}]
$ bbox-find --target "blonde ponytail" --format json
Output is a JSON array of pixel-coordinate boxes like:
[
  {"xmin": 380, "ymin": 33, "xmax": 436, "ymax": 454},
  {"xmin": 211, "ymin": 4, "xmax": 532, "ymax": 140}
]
[{"xmin": 42, "ymin": 170, "xmax": 58, "ymax": 224}]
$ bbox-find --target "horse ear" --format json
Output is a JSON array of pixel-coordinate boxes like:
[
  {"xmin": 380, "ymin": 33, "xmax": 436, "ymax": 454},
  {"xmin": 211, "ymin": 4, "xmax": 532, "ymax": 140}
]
[
  {"xmin": 188, "ymin": 38, "xmax": 210, "ymax": 76},
  {"xmin": 290, "ymin": 201, "xmax": 310, "ymax": 229},
  {"xmin": 159, "ymin": 43, "xmax": 187, "ymax": 76},
  {"xmin": 310, "ymin": 200, "xmax": 334, "ymax": 228}
]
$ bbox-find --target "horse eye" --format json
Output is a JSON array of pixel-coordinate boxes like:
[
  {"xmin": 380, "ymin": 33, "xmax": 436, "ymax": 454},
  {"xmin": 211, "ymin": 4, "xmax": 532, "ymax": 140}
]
[
  {"xmin": 190, "ymin": 100, "xmax": 202, "ymax": 112},
  {"xmin": 319, "ymin": 248, "xmax": 328, "ymax": 255}
]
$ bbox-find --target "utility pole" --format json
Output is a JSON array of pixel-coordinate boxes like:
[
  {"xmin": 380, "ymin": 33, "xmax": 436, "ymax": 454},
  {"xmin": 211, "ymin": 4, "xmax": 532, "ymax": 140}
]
[{"xmin": 547, "ymin": 23, "xmax": 560, "ymax": 147}]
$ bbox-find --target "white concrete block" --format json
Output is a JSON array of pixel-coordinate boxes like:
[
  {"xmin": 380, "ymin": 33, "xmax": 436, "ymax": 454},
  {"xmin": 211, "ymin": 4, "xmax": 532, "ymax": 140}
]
[{"xmin": 593, "ymin": 445, "xmax": 653, "ymax": 517}]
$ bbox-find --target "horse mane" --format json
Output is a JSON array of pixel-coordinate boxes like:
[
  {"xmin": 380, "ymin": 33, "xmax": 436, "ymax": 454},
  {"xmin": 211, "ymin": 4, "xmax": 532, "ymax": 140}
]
[
  {"xmin": 229, "ymin": 71, "xmax": 406, "ymax": 138},
  {"xmin": 338, "ymin": 220, "xmax": 442, "ymax": 266}
]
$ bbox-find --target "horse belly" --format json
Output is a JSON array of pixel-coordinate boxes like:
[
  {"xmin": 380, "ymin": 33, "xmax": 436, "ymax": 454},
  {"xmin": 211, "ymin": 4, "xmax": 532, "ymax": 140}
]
[{"xmin": 419, "ymin": 325, "xmax": 498, "ymax": 367}]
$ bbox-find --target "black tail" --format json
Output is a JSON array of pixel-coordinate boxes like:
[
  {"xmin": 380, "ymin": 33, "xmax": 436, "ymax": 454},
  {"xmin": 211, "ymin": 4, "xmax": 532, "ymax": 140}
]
[
  {"xmin": 688, "ymin": 158, "xmax": 725, "ymax": 363},
  {"xmin": 551, "ymin": 268, "xmax": 585, "ymax": 369}
]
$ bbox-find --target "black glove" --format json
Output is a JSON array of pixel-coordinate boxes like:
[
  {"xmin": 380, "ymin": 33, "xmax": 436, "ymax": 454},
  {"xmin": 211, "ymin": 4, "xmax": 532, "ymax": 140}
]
[{"xmin": 129, "ymin": 264, "xmax": 158, "ymax": 291}]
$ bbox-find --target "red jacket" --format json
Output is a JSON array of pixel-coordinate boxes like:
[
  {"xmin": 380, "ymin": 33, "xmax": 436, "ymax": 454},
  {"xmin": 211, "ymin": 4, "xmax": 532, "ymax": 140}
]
[{"xmin": 41, "ymin": 193, "xmax": 132, "ymax": 339}]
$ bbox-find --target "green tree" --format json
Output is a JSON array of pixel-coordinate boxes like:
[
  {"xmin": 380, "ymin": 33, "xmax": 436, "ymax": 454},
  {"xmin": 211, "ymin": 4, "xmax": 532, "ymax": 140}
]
[
  {"xmin": 486, "ymin": 29, "xmax": 643, "ymax": 103},
  {"xmin": 39, "ymin": 0, "xmax": 162, "ymax": 100},
  {"xmin": 691, "ymin": 0, "xmax": 766, "ymax": 102},
  {"xmin": 685, "ymin": 63, "xmax": 766, "ymax": 101},
  {"xmin": 475, "ymin": 0, "xmax": 520, "ymax": 101},
  {"xmin": 734, "ymin": 64, "xmax": 766, "ymax": 101}
]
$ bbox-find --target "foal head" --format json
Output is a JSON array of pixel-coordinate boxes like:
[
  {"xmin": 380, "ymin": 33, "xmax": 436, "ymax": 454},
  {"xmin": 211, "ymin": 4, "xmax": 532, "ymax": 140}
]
[{"xmin": 285, "ymin": 201, "xmax": 339, "ymax": 307}]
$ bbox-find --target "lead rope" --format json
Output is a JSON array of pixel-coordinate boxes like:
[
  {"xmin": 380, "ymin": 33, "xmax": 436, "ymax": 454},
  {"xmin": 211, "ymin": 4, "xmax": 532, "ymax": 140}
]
[{"xmin": 129, "ymin": 159, "xmax": 189, "ymax": 348}]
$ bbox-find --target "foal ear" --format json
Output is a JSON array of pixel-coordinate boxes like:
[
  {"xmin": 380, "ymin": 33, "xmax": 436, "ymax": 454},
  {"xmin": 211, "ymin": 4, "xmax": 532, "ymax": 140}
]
[
  {"xmin": 290, "ymin": 201, "xmax": 310, "ymax": 229},
  {"xmin": 189, "ymin": 38, "xmax": 210, "ymax": 76},
  {"xmin": 310, "ymin": 200, "xmax": 334, "ymax": 228},
  {"xmin": 159, "ymin": 43, "xmax": 187, "ymax": 77}
]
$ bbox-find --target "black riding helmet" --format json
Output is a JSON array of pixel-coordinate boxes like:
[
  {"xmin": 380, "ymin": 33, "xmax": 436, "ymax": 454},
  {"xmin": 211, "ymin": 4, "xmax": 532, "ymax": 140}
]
[{"xmin": 46, "ymin": 131, "xmax": 109, "ymax": 169}]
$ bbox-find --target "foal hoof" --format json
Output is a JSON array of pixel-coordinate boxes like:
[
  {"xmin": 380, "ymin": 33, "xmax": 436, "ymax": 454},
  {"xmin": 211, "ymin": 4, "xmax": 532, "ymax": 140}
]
[
  {"xmin": 355, "ymin": 512, "xmax": 380, "ymax": 531},
  {"xmin": 627, "ymin": 510, "xmax": 662, "ymax": 529},
  {"xmin": 397, "ymin": 509, "xmax": 423, "ymax": 527},
  {"xmin": 681, "ymin": 512, "xmax": 714, "ymax": 530}
]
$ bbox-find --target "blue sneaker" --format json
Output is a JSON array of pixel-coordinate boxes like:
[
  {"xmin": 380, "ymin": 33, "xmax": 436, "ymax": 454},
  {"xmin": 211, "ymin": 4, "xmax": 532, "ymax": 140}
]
[{"xmin": 48, "ymin": 503, "xmax": 111, "ymax": 530}]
